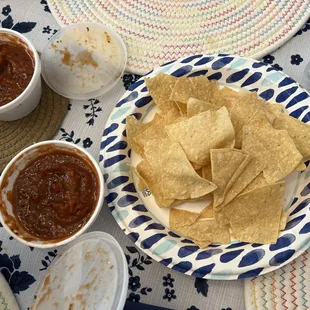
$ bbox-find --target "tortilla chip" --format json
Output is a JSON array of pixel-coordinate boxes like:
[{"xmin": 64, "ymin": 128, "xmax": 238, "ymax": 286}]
[
  {"xmin": 176, "ymin": 101, "xmax": 187, "ymax": 115},
  {"xmin": 202, "ymin": 164, "xmax": 212, "ymax": 180},
  {"xmin": 191, "ymin": 162, "xmax": 202, "ymax": 170},
  {"xmin": 171, "ymin": 194, "xmax": 212, "ymax": 207},
  {"xmin": 131, "ymin": 165, "xmax": 147, "ymax": 191},
  {"xmin": 219, "ymin": 86, "xmax": 239, "ymax": 98},
  {"xmin": 265, "ymin": 103, "xmax": 288, "ymax": 118},
  {"xmin": 295, "ymin": 162, "xmax": 306, "ymax": 172},
  {"xmin": 173, "ymin": 116, "xmax": 188, "ymax": 124},
  {"xmin": 242, "ymin": 120, "xmax": 303, "ymax": 183},
  {"xmin": 210, "ymin": 149, "xmax": 248, "ymax": 207},
  {"xmin": 173, "ymin": 220, "xmax": 230, "ymax": 243},
  {"xmin": 187, "ymin": 98, "xmax": 217, "ymax": 117},
  {"xmin": 214, "ymin": 209, "xmax": 230, "ymax": 226},
  {"xmin": 145, "ymin": 73, "xmax": 178, "ymax": 113},
  {"xmin": 229, "ymin": 93, "xmax": 274, "ymax": 148},
  {"xmin": 272, "ymin": 113, "xmax": 310, "ymax": 159},
  {"xmin": 210, "ymin": 87, "xmax": 238, "ymax": 111},
  {"xmin": 169, "ymin": 208, "xmax": 200, "ymax": 229},
  {"xmin": 166, "ymin": 107, "xmax": 235, "ymax": 165},
  {"xmin": 224, "ymin": 183, "xmax": 285, "ymax": 244},
  {"xmin": 192, "ymin": 239, "xmax": 212, "ymax": 248},
  {"xmin": 169, "ymin": 75, "xmax": 213, "ymax": 103},
  {"xmin": 279, "ymin": 211, "xmax": 288, "ymax": 231},
  {"xmin": 239, "ymin": 173, "xmax": 269, "ymax": 195},
  {"xmin": 126, "ymin": 115, "xmax": 157, "ymax": 155},
  {"xmin": 218, "ymin": 157, "xmax": 265, "ymax": 208},
  {"xmin": 144, "ymin": 138, "xmax": 217, "ymax": 200},
  {"xmin": 199, "ymin": 205, "xmax": 214, "ymax": 219},
  {"xmin": 135, "ymin": 160, "xmax": 174, "ymax": 208},
  {"xmin": 169, "ymin": 77, "xmax": 193, "ymax": 103},
  {"xmin": 134, "ymin": 107, "xmax": 180, "ymax": 149}
]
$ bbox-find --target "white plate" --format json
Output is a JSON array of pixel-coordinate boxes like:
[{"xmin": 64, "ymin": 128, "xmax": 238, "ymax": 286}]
[{"xmin": 100, "ymin": 54, "xmax": 310, "ymax": 280}]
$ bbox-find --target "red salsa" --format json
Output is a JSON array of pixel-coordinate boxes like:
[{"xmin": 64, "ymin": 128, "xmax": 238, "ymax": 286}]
[
  {"xmin": 0, "ymin": 33, "xmax": 34, "ymax": 106},
  {"xmin": 12, "ymin": 150, "xmax": 99, "ymax": 240}
]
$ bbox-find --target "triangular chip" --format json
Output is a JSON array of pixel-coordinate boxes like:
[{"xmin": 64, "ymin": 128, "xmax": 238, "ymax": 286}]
[
  {"xmin": 126, "ymin": 115, "xmax": 160, "ymax": 155},
  {"xmin": 279, "ymin": 211, "xmax": 288, "ymax": 231},
  {"xmin": 134, "ymin": 107, "xmax": 180, "ymax": 150},
  {"xmin": 199, "ymin": 204, "xmax": 214, "ymax": 219},
  {"xmin": 187, "ymin": 98, "xmax": 217, "ymax": 117},
  {"xmin": 144, "ymin": 138, "xmax": 217, "ymax": 200},
  {"xmin": 192, "ymin": 239, "xmax": 212, "ymax": 248},
  {"xmin": 239, "ymin": 173, "xmax": 269, "ymax": 195},
  {"xmin": 202, "ymin": 164, "xmax": 212, "ymax": 181},
  {"xmin": 224, "ymin": 183, "xmax": 285, "ymax": 244},
  {"xmin": 169, "ymin": 77, "xmax": 193, "ymax": 103},
  {"xmin": 218, "ymin": 157, "xmax": 265, "ymax": 208},
  {"xmin": 166, "ymin": 107, "xmax": 235, "ymax": 165},
  {"xmin": 229, "ymin": 93, "xmax": 275, "ymax": 148},
  {"xmin": 272, "ymin": 113, "xmax": 310, "ymax": 160},
  {"xmin": 219, "ymin": 86, "xmax": 239, "ymax": 98},
  {"xmin": 242, "ymin": 120, "xmax": 303, "ymax": 183},
  {"xmin": 145, "ymin": 73, "xmax": 178, "ymax": 113},
  {"xmin": 191, "ymin": 162, "xmax": 202, "ymax": 171},
  {"xmin": 173, "ymin": 219, "xmax": 230, "ymax": 244},
  {"xmin": 135, "ymin": 160, "xmax": 174, "ymax": 208},
  {"xmin": 265, "ymin": 103, "xmax": 288, "ymax": 117},
  {"xmin": 211, "ymin": 149, "xmax": 248, "ymax": 207},
  {"xmin": 214, "ymin": 209, "xmax": 230, "ymax": 227},
  {"xmin": 295, "ymin": 161, "xmax": 306, "ymax": 172},
  {"xmin": 169, "ymin": 75, "xmax": 213, "ymax": 103},
  {"xmin": 176, "ymin": 101, "xmax": 187, "ymax": 115},
  {"xmin": 169, "ymin": 208, "xmax": 200, "ymax": 229}
]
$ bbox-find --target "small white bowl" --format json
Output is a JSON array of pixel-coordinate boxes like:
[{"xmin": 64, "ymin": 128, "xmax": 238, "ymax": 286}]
[
  {"xmin": 0, "ymin": 141, "xmax": 104, "ymax": 248},
  {"xmin": 0, "ymin": 29, "xmax": 41, "ymax": 121}
]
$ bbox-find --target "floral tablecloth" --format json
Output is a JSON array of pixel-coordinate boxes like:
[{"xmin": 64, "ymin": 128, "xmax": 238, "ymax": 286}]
[{"xmin": 0, "ymin": 1, "xmax": 310, "ymax": 310}]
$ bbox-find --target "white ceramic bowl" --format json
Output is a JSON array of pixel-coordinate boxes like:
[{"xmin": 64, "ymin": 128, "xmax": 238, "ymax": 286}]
[
  {"xmin": 0, "ymin": 141, "xmax": 104, "ymax": 248},
  {"xmin": 0, "ymin": 29, "xmax": 41, "ymax": 121}
]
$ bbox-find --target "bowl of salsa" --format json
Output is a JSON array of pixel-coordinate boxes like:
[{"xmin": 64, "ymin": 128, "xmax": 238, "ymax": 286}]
[
  {"xmin": 0, "ymin": 141, "xmax": 104, "ymax": 248},
  {"xmin": 0, "ymin": 28, "xmax": 41, "ymax": 121}
]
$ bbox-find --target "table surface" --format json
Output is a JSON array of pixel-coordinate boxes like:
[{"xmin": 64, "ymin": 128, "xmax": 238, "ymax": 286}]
[{"xmin": 1, "ymin": 1, "xmax": 310, "ymax": 309}]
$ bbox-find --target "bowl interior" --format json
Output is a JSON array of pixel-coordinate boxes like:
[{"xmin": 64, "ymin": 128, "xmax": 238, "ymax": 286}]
[{"xmin": 0, "ymin": 142, "xmax": 102, "ymax": 248}]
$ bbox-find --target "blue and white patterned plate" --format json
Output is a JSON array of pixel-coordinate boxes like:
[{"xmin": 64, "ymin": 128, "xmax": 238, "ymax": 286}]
[{"xmin": 100, "ymin": 54, "xmax": 310, "ymax": 280}]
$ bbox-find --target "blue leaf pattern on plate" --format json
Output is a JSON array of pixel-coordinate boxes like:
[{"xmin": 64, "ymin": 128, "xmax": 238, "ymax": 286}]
[
  {"xmin": 178, "ymin": 246, "xmax": 199, "ymax": 258},
  {"xmin": 220, "ymin": 250, "xmax": 244, "ymax": 263},
  {"xmin": 141, "ymin": 234, "xmax": 167, "ymax": 249},
  {"xmin": 171, "ymin": 65, "xmax": 193, "ymax": 77},
  {"xmin": 269, "ymin": 250, "xmax": 295, "ymax": 266},
  {"xmin": 212, "ymin": 57, "xmax": 234, "ymax": 70},
  {"xmin": 269, "ymin": 234, "xmax": 296, "ymax": 251},
  {"xmin": 238, "ymin": 249, "xmax": 265, "ymax": 267},
  {"xmin": 226, "ymin": 69, "xmax": 250, "ymax": 83},
  {"xmin": 241, "ymin": 72, "xmax": 262, "ymax": 87}
]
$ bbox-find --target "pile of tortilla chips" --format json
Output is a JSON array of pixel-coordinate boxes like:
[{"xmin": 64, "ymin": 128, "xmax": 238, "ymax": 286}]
[{"xmin": 126, "ymin": 73, "xmax": 310, "ymax": 248}]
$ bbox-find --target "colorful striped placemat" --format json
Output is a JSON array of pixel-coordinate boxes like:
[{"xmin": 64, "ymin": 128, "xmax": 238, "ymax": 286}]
[
  {"xmin": 47, "ymin": 0, "xmax": 310, "ymax": 74},
  {"xmin": 244, "ymin": 249, "xmax": 310, "ymax": 310}
]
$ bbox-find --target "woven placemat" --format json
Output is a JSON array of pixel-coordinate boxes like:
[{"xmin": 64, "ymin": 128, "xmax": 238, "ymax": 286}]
[
  {"xmin": 0, "ymin": 80, "xmax": 68, "ymax": 171},
  {"xmin": 47, "ymin": 0, "xmax": 310, "ymax": 74},
  {"xmin": 244, "ymin": 249, "xmax": 310, "ymax": 310}
]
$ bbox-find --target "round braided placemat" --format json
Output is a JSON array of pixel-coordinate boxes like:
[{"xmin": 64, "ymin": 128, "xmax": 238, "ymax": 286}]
[
  {"xmin": 244, "ymin": 249, "xmax": 310, "ymax": 310},
  {"xmin": 47, "ymin": 0, "xmax": 310, "ymax": 74},
  {"xmin": 0, "ymin": 80, "xmax": 68, "ymax": 171}
]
